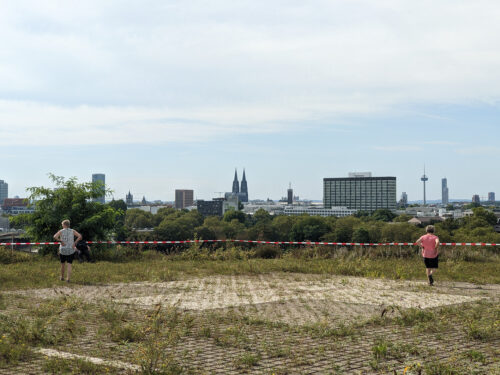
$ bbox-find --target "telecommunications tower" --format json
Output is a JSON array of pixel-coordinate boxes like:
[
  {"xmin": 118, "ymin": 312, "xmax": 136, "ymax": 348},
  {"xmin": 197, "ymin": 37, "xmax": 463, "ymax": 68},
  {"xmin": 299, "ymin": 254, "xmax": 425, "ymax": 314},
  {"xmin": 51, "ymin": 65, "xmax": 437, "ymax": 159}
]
[{"xmin": 421, "ymin": 167, "xmax": 429, "ymax": 206}]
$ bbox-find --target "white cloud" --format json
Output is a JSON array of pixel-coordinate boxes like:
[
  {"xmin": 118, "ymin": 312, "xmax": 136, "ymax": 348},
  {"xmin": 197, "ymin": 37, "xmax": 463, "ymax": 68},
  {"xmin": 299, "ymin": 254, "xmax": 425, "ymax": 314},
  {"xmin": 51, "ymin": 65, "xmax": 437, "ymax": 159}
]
[
  {"xmin": 373, "ymin": 145, "xmax": 422, "ymax": 152},
  {"xmin": 1, "ymin": 1, "xmax": 500, "ymax": 144},
  {"xmin": 455, "ymin": 146, "xmax": 500, "ymax": 156}
]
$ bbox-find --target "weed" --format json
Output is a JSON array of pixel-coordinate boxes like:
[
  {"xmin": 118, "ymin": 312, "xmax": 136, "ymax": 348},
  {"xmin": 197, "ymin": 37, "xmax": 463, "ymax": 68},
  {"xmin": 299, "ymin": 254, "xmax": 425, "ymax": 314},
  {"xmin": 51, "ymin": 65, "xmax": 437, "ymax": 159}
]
[
  {"xmin": 42, "ymin": 357, "xmax": 120, "ymax": 375},
  {"xmin": 111, "ymin": 322, "xmax": 144, "ymax": 343},
  {"xmin": 135, "ymin": 305, "xmax": 183, "ymax": 375},
  {"xmin": 464, "ymin": 321, "xmax": 493, "ymax": 341},
  {"xmin": 234, "ymin": 352, "xmax": 261, "ymax": 369},
  {"xmin": 0, "ymin": 294, "xmax": 5, "ymax": 310},
  {"xmin": 424, "ymin": 359, "xmax": 466, "ymax": 375},
  {"xmin": 463, "ymin": 349, "xmax": 486, "ymax": 364},
  {"xmin": 371, "ymin": 339, "xmax": 388, "ymax": 360},
  {"xmin": 395, "ymin": 308, "xmax": 434, "ymax": 327},
  {"xmin": 42, "ymin": 357, "xmax": 72, "ymax": 374},
  {"xmin": 0, "ymin": 337, "xmax": 31, "ymax": 366}
]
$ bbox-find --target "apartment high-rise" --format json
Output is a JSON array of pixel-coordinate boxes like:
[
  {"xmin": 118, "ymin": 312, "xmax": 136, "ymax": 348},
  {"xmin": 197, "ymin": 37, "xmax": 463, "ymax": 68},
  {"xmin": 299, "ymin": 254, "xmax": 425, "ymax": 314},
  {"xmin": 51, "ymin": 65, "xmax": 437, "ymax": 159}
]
[
  {"xmin": 175, "ymin": 190, "xmax": 194, "ymax": 209},
  {"xmin": 287, "ymin": 183, "xmax": 293, "ymax": 205},
  {"xmin": 472, "ymin": 195, "xmax": 481, "ymax": 204},
  {"xmin": 441, "ymin": 178, "xmax": 449, "ymax": 205},
  {"xmin": 0, "ymin": 180, "xmax": 8, "ymax": 205},
  {"xmin": 488, "ymin": 192, "xmax": 496, "ymax": 202},
  {"xmin": 92, "ymin": 174, "xmax": 106, "ymax": 204},
  {"xmin": 323, "ymin": 173, "xmax": 397, "ymax": 212}
]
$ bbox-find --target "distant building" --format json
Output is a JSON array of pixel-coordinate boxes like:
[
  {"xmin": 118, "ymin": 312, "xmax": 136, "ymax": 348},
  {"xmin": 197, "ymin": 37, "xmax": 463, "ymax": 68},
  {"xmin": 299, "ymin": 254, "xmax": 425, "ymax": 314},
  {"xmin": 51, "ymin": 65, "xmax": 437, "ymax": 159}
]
[
  {"xmin": 323, "ymin": 173, "xmax": 397, "ymax": 212},
  {"xmin": 240, "ymin": 169, "xmax": 248, "ymax": 203},
  {"xmin": 472, "ymin": 195, "xmax": 481, "ymax": 204},
  {"xmin": 400, "ymin": 192, "xmax": 408, "ymax": 207},
  {"xmin": 408, "ymin": 217, "xmax": 445, "ymax": 226},
  {"xmin": 175, "ymin": 189, "xmax": 194, "ymax": 209},
  {"xmin": 283, "ymin": 206, "xmax": 356, "ymax": 217},
  {"xmin": 0, "ymin": 180, "xmax": 8, "ymax": 205},
  {"xmin": 488, "ymin": 192, "xmax": 496, "ymax": 202},
  {"xmin": 348, "ymin": 172, "xmax": 372, "ymax": 178},
  {"xmin": 197, "ymin": 196, "xmax": 239, "ymax": 217},
  {"xmin": 442, "ymin": 178, "xmax": 449, "ymax": 205},
  {"xmin": 229, "ymin": 169, "xmax": 248, "ymax": 203},
  {"xmin": 1, "ymin": 198, "xmax": 34, "ymax": 215},
  {"xmin": 92, "ymin": 174, "xmax": 106, "ymax": 204},
  {"xmin": 141, "ymin": 196, "xmax": 147, "ymax": 205},
  {"xmin": 287, "ymin": 183, "xmax": 293, "ymax": 205},
  {"xmin": 197, "ymin": 198, "xmax": 225, "ymax": 217},
  {"xmin": 0, "ymin": 216, "xmax": 9, "ymax": 231},
  {"xmin": 126, "ymin": 191, "xmax": 133, "ymax": 205}
]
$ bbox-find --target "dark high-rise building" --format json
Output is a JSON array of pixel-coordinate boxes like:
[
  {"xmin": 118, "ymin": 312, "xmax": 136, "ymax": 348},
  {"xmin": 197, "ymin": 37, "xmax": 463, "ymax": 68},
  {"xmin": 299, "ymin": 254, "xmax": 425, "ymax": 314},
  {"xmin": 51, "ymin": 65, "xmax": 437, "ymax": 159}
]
[
  {"xmin": 324, "ymin": 174, "xmax": 397, "ymax": 212},
  {"xmin": 287, "ymin": 183, "xmax": 293, "ymax": 205},
  {"xmin": 0, "ymin": 180, "xmax": 8, "ymax": 205},
  {"xmin": 175, "ymin": 189, "xmax": 194, "ymax": 209},
  {"xmin": 442, "ymin": 178, "xmax": 449, "ymax": 205},
  {"xmin": 232, "ymin": 169, "xmax": 239, "ymax": 194},
  {"xmin": 488, "ymin": 192, "xmax": 495, "ymax": 202},
  {"xmin": 92, "ymin": 174, "xmax": 106, "ymax": 204},
  {"xmin": 240, "ymin": 169, "xmax": 248, "ymax": 202},
  {"xmin": 197, "ymin": 198, "xmax": 225, "ymax": 217},
  {"xmin": 472, "ymin": 195, "xmax": 481, "ymax": 204},
  {"xmin": 126, "ymin": 191, "xmax": 133, "ymax": 205}
]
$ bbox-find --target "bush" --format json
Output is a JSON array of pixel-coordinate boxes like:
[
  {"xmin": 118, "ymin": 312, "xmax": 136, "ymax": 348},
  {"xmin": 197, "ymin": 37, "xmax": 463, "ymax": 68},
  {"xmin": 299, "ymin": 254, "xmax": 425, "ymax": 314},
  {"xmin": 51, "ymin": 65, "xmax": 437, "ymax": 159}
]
[
  {"xmin": 253, "ymin": 245, "xmax": 282, "ymax": 259},
  {"xmin": 0, "ymin": 247, "xmax": 32, "ymax": 264}
]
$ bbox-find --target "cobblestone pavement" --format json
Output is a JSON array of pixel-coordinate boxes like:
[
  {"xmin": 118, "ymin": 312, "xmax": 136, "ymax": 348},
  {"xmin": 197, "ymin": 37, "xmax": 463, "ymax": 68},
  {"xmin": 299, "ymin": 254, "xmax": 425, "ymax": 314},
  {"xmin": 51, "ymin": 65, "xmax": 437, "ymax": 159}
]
[{"xmin": 1, "ymin": 274, "xmax": 499, "ymax": 374}]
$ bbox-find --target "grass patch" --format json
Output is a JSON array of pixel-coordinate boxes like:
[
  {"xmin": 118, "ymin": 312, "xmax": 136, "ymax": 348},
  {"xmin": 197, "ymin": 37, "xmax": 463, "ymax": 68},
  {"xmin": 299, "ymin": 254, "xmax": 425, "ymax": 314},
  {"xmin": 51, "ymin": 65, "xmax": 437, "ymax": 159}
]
[
  {"xmin": 1, "ymin": 251, "xmax": 499, "ymax": 291},
  {"xmin": 42, "ymin": 357, "xmax": 121, "ymax": 374},
  {"xmin": 234, "ymin": 352, "xmax": 261, "ymax": 369}
]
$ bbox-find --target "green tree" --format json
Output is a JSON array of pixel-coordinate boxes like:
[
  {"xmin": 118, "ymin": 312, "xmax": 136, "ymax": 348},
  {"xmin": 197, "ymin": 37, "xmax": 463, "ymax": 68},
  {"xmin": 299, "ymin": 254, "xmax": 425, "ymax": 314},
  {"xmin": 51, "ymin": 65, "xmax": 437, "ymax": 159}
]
[
  {"xmin": 371, "ymin": 209, "xmax": 396, "ymax": 222},
  {"xmin": 352, "ymin": 227, "xmax": 370, "ymax": 243},
  {"xmin": 290, "ymin": 215, "xmax": 329, "ymax": 242},
  {"xmin": 10, "ymin": 175, "xmax": 120, "ymax": 253},
  {"xmin": 125, "ymin": 209, "xmax": 154, "ymax": 229},
  {"xmin": 223, "ymin": 209, "xmax": 246, "ymax": 224}
]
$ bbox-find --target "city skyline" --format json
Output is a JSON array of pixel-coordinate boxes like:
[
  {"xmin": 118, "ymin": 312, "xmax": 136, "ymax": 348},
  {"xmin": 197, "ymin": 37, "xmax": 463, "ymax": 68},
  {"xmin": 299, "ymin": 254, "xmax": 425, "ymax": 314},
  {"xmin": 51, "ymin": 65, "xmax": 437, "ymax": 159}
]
[{"xmin": 1, "ymin": 2, "xmax": 499, "ymax": 201}]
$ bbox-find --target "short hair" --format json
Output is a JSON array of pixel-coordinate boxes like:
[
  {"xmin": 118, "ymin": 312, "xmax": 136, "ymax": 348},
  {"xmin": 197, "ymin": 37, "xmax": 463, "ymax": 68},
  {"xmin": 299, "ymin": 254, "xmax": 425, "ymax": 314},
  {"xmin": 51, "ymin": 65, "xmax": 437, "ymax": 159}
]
[
  {"xmin": 426, "ymin": 225, "xmax": 435, "ymax": 233},
  {"xmin": 62, "ymin": 220, "xmax": 70, "ymax": 227}
]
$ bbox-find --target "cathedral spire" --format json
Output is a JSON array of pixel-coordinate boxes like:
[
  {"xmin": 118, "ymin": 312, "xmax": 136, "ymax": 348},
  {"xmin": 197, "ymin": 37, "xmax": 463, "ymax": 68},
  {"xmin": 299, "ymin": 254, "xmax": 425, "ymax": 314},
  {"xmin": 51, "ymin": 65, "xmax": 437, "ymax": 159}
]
[
  {"xmin": 232, "ymin": 168, "xmax": 240, "ymax": 194},
  {"xmin": 240, "ymin": 168, "xmax": 248, "ymax": 202}
]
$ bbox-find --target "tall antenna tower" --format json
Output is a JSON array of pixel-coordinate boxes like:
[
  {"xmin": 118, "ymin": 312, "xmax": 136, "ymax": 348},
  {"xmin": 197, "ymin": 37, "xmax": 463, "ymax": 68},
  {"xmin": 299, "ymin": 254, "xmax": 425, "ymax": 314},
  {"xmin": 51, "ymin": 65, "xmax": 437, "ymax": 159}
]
[{"xmin": 421, "ymin": 166, "xmax": 429, "ymax": 206}]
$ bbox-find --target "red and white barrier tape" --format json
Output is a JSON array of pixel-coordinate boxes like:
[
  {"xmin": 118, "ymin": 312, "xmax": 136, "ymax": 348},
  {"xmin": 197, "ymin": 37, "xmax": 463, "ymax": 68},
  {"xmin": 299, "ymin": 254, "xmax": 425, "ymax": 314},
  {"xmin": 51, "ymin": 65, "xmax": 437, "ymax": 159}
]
[{"xmin": 0, "ymin": 240, "xmax": 498, "ymax": 247}]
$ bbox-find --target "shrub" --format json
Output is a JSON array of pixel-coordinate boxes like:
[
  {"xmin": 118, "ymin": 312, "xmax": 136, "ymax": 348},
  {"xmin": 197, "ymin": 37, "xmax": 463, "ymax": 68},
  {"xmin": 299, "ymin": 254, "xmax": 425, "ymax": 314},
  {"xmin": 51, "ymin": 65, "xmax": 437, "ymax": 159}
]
[{"xmin": 253, "ymin": 245, "xmax": 282, "ymax": 259}]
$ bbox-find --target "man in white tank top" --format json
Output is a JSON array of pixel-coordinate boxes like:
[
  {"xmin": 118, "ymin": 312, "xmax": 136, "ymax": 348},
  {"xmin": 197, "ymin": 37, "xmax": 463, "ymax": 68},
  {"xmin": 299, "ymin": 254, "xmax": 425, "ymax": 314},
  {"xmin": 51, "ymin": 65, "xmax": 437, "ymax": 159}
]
[{"xmin": 53, "ymin": 220, "xmax": 82, "ymax": 282}]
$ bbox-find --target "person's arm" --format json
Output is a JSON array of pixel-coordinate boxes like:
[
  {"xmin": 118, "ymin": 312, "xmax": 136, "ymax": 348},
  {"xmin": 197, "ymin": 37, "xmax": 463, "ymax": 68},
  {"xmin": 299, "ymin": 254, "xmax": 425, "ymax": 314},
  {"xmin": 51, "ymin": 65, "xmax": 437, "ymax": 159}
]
[
  {"xmin": 53, "ymin": 230, "xmax": 65, "ymax": 246},
  {"xmin": 73, "ymin": 230, "xmax": 82, "ymax": 248},
  {"xmin": 415, "ymin": 236, "xmax": 423, "ymax": 248},
  {"xmin": 435, "ymin": 238, "xmax": 440, "ymax": 255}
]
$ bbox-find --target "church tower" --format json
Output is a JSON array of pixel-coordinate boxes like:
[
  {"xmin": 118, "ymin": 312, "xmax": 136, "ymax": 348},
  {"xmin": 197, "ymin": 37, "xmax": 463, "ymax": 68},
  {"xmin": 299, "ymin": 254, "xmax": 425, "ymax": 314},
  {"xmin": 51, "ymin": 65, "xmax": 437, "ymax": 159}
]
[
  {"xmin": 232, "ymin": 169, "xmax": 240, "ymax": 194},
  {"xmin": 240, "ymin": 169, "xmax": 248, "ymax": 202}
]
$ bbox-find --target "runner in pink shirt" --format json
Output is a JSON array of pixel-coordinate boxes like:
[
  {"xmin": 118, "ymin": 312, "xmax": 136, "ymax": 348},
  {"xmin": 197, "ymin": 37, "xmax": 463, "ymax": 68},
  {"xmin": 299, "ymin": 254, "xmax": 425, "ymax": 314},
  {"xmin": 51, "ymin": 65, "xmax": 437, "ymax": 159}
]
[{"xmin": 415, "ymin": 225, "xmax": 440, "ymax": 286}]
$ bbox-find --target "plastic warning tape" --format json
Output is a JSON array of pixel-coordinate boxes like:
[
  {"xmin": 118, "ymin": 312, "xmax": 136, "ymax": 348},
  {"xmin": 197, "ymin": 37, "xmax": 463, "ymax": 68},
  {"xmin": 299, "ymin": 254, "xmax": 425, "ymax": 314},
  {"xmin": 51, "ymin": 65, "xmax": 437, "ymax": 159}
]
[{"xmin": 0, "ymin": 240, "xmax": 498, "ymax": 246}]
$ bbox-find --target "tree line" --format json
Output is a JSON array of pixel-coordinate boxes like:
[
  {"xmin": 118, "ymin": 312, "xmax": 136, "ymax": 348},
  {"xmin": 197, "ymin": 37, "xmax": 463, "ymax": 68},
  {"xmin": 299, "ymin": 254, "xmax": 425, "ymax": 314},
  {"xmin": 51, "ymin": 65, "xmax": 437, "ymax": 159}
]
[{"xmin": 10, "ymin": 176, "xmax": 500, "ymax": 252}]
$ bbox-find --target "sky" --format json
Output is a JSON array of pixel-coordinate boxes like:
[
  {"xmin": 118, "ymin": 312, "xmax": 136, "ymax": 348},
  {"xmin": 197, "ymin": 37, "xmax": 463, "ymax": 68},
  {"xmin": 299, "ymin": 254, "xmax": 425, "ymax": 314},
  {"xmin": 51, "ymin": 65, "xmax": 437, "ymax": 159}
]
[{"xmin": 1, "ymin": 0, "xmax": 500, "ymax": 202}]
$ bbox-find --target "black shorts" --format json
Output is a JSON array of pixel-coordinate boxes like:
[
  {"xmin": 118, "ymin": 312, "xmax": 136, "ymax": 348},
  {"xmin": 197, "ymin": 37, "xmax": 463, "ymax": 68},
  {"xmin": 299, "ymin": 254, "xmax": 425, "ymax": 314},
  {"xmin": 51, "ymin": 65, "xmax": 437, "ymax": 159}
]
[
  {"xmin": 59, "ymin": 253, "xmax": 75, "ymax": 264},
  {"xmin": 424, "ymin": 256, "xmax": 438, "ymax": 269}
]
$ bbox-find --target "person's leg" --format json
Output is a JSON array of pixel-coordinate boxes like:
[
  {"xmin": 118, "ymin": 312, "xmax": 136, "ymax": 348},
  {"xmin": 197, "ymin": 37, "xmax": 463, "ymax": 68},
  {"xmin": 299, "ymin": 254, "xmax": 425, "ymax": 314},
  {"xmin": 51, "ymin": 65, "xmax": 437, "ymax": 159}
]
[
  {"xmin": 60, "ymin": 262, "xmax": 65, "ymax": 280},
  {"xmin": 66, "ymin": 263, "xmax": 72, "ymax": 281}
]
